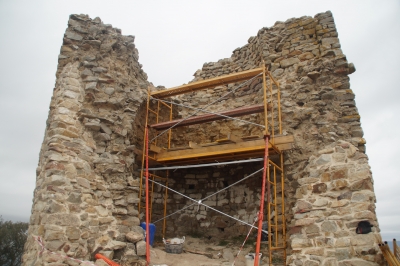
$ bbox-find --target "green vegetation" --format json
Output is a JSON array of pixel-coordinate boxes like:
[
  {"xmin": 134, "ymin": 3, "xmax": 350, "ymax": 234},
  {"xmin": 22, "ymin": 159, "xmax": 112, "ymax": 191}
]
[{"xmin": 0, "ymin": 216, "xmax": 29, "ymax": 266}]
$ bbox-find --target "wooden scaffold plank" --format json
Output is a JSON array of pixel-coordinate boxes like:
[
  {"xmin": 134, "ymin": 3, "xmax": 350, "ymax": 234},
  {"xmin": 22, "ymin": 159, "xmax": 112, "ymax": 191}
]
[
  {"xmin": 150, "ymin": 68, "xmax": 263, "ymax": 99},
  {"xmin": 149, "ymin": 104, "xmax": 264, "ymax": 130}
]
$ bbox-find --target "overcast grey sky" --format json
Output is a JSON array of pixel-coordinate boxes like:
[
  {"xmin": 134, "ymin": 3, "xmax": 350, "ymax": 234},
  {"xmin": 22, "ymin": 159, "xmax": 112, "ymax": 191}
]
[{"xmin": 0, "ymin": 0, "xmax": 399, "ymax": 242}]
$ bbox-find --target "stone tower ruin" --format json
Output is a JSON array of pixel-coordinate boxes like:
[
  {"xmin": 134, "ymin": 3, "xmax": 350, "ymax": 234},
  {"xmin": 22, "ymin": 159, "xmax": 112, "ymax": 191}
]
[{"xmin": 22, "ymin": 11, "xmax": 383, "ymax": 266}]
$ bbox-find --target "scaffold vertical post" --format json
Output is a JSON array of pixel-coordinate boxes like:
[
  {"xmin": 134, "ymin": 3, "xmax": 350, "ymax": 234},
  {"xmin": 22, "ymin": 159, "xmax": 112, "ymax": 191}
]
[
  {"xmin": 145, "ymin": 125, "xmax": 150, "ymax": 265},
  {"xmin": 276, "ymin": 77, "xmax": 282, "ymax": 135},
  {"xmin": 138, "ymin": 90, "xmax": 151, "ymax": 218},
  {"xmin": 281, "ymin": 151, "xmax": 287, "ymax": 264},
  {"xmin": 150, "ymin": 174, "xmax": 155, "ymax": 221},
  {"xmin": 163, "ymin": 170, "xmax": 169, "ymax": 237},
  {"xmin": 254, "ymin": 134, "xmax": 269, "ymax": 266},
  {"xmin": 269, "ymin": 75, "xmax": 274, "ymax": 140},
  {"xmin": 168, "ymin": 102, "xmax": 173, "ymax": 149},
  {"xmin": 262, "ymin": 62, "xmax": 269, "ymax": 135},
  {"xmin": 267, "ymin": 156, "xmax": 272, "ymax": 265},
  {"xmin": 155, "ymin": 101, "xmax": 160, "ymax": 146}
]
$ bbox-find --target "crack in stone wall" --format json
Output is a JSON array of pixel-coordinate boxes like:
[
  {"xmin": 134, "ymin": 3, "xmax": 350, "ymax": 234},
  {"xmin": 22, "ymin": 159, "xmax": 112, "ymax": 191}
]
[{"xmin": 23, "ymin": 11, "xmax": 383, "ymax": 266}]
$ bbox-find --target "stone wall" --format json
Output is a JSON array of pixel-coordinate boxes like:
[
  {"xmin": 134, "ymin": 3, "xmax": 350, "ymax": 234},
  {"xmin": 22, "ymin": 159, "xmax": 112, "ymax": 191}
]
[
  {"xmin": 151, "ymin": 162, "xmax": 265, "ymax": 238},
  {"xmin": 151, "ymin": 10, "xmax": 383, "ymax": 265},
  {"xmin": 24, "ymin": 11, "xmax": 383, "ymax": 266},
  {"xmin": 22, "ymin": 14, "xmax": 150, "ymax": 265}
]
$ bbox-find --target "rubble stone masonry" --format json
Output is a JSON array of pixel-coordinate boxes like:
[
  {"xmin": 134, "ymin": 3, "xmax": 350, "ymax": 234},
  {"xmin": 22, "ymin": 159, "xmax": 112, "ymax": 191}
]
[{"xmin": 23, "ymin": 11, "xmax": 383, "ymax": 265}]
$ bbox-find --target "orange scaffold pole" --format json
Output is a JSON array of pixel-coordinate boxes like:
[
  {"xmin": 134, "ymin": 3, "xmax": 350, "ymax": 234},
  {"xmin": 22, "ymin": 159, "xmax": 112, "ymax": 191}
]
[
  {"xmin": 254, "ymin": 135, "xmax": 269, "ymax": 266},
  {"xmin": 145, "ymin": 126, "xmax": 150, "ymax": 265}
]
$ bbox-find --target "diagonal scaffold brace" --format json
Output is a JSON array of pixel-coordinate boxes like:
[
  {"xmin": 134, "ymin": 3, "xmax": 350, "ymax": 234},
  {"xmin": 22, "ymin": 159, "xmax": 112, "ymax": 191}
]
[{"xmin": 254, "ymin": 134, "xmax": 269, "ymax": 266}]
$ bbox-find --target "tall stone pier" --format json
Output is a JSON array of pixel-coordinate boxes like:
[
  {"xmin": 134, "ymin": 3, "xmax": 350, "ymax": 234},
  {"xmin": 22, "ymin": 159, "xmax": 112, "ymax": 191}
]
[
  {"xmin": 23, "ymin": 11, "xmax": 383, "ymax": 266},
  {"xmin": 22, "ymin": 14, "xmax": 150, "ymax": 265}
]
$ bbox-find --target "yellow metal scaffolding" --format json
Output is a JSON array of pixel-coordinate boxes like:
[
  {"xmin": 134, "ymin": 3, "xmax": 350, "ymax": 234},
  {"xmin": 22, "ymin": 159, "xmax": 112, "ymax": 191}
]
[{"xmin": 137, "ymin": 64, "xmax": 292, "ymax": 265}]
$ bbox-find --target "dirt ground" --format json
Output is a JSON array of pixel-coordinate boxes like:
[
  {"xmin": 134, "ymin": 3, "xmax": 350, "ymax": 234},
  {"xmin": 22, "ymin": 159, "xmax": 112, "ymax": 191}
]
[{"xmin": 149, "ymin": 236, "xmax": 279, "ymax": 266}]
